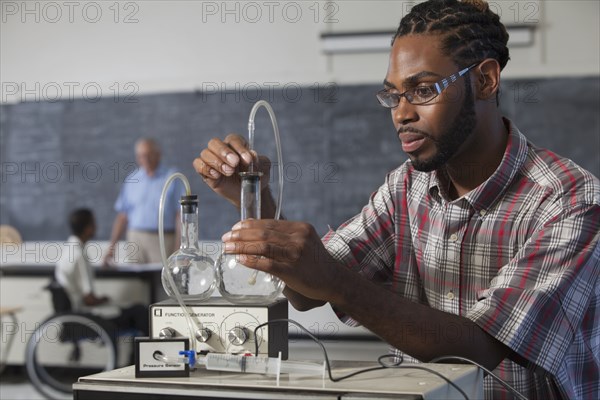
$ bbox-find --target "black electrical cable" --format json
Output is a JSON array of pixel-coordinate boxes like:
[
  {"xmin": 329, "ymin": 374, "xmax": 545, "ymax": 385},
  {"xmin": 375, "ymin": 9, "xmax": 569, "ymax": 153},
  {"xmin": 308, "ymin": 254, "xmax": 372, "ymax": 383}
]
[
  {"xmin": 430, "ymin": 356, "xmax": 528, "ymax": 400},
  {"xmin": 253, "ymin": 319, "xmax": 470, "ymax": 400}
]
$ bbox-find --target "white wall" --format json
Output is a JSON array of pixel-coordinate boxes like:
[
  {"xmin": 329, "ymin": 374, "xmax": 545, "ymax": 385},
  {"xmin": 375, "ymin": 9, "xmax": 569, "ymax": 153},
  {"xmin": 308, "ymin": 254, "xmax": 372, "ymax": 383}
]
[{"xmin": 1, "ymin": 0, "xmax": 598, "ymax": 103}]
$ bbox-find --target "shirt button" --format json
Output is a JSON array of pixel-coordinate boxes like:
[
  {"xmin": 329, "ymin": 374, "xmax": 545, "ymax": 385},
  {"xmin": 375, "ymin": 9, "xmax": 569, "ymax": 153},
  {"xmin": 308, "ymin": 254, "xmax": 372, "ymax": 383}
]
[
  {"xmin": 447, "ymin": 291, "xmax": 455, "ymax": 300},
  {"xmin": 479, "ymin": 209, "xmax": 487, "ymax": 217},
  {"xmin": 449, "ymin": 233, "xmax": 458, "ymax": 242}
]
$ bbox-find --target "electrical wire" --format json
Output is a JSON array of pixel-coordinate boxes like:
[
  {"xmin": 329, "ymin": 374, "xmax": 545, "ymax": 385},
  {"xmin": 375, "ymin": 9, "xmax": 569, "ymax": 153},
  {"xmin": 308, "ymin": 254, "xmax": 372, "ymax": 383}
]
[
  {"xmin": 430, "ymin": 356, "xmax": 528, "ymax": 400},
  {"xmin": 253, "ymin": 319, "xmax": 470, "ymax": 400}
]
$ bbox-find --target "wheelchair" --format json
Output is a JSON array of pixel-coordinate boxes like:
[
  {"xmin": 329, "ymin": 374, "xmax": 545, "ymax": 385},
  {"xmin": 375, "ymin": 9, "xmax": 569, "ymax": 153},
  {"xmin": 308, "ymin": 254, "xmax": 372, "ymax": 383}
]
[{"xmin": 25, "ymin": 280, "xmax": 124, "ymax": 400}]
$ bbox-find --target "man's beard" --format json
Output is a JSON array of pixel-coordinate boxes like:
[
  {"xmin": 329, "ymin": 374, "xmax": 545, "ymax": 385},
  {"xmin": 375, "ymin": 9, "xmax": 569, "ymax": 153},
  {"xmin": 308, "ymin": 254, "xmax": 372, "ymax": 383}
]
[{"xmin": 409, "ymin": 79, "xmax": 476, "ymax": 172}]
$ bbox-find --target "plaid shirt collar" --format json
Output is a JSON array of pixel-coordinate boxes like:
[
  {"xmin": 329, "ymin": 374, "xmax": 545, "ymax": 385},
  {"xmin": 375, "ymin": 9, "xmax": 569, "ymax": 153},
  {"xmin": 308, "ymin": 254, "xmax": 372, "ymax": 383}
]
[{"xmin": 428, "ymin": 118, "xmax": 529, "ymax": 213}]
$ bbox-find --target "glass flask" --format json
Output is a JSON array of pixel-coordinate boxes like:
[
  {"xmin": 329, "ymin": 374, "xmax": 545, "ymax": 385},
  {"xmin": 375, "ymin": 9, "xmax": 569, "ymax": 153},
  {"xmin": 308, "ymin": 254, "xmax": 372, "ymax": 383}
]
[
  {"xmin": 217, "ymin": 172, "xmax": 285, "ymax": 304},
  {"xmin": 162, "ymin": 195, "xmax": 217, "ymax": 301}
]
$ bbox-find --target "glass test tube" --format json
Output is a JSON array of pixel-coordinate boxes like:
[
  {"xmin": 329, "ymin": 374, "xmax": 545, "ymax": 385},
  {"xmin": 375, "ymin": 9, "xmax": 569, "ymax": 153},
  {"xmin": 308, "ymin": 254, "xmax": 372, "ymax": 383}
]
[{"xmin": 240, "ymin": 172, "xmax": 262, "ymax": 220}]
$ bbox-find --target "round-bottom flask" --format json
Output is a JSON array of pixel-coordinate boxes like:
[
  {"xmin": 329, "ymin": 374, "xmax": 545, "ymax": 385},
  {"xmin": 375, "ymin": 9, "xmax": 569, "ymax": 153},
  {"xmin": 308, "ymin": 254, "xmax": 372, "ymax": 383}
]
[
  {"xmin": 162, "ymin": 195, "xmax": 216, "ymax": 301},
  {"xmin": 162, "ymin": 251, "xmax": 216, "ymax": 301},
  {"xmin": 217, "ymin": 172, "xmax": 284, "ymax": 304},
  {"xmin": 217, "ymin": 253, "xmax": 284, "ymax": 304}
]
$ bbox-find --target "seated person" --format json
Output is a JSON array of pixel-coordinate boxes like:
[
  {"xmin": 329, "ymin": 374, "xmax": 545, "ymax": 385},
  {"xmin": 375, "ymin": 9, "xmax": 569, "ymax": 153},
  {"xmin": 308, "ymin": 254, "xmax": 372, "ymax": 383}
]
[{"xmin": 55, "ymin": 208, "xmax": 148, "ymax": 336}]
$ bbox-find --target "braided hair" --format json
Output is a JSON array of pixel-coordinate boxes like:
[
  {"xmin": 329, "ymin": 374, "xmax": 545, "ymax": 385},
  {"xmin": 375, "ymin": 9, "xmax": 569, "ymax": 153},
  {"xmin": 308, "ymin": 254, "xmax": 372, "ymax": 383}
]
[{"xmin": 394, "ymin": 0, "xmax": 510, "ymax": 71}]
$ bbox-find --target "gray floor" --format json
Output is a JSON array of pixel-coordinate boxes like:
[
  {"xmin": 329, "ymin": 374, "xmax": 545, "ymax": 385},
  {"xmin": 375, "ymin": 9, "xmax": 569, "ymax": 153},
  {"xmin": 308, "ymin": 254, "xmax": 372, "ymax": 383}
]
[
  {"xmin": 0, "ymin": 339, "xmax": 389, "ymax": 400},
  {"xmin": 1, "ymin": 367, "xmax": 51, "ymax": 400}
]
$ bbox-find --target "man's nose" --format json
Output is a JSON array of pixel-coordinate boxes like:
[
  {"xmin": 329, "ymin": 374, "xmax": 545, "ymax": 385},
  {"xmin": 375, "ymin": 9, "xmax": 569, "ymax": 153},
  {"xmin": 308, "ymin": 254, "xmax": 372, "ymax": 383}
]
[{"xmin": 392, "ymin": 97, "xmax": 419, "ymax": 126}]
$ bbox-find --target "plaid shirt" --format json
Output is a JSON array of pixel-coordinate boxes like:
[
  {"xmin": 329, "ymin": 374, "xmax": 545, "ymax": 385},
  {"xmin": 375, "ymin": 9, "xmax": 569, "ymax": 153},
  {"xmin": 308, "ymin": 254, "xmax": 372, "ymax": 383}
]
[{"xmin": 324, "ymin": 121, "xmax": 600, "ymax": 399}]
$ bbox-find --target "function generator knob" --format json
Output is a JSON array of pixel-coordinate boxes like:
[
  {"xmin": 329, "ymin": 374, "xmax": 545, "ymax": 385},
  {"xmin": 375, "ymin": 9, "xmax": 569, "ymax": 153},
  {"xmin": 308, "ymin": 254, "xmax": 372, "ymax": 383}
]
[
  {"xmin": 195, "ymin": 328, "xmax": 212, "ymax": 343},
  {"xmin": 158, "ymin": 327, "xmax": 178, "ymax": 339},
  {"xmin": 227, "ymin": 327, "xmax": 249, "ymax": 346}
]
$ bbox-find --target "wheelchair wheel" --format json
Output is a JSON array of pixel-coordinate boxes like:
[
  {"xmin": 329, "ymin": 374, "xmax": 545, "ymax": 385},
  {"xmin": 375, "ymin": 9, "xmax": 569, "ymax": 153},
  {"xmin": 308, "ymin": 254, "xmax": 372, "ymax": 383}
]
[{"xmin": 25, "ymin": 314, "xmax": 116, "ymax": 400}]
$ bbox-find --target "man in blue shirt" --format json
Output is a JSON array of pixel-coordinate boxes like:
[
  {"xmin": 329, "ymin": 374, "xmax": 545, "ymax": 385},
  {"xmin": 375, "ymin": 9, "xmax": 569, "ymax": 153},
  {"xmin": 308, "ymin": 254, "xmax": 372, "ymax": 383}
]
[{"xmin": 104, "ymin": 138, "xmax": 182, "ymax": 265}]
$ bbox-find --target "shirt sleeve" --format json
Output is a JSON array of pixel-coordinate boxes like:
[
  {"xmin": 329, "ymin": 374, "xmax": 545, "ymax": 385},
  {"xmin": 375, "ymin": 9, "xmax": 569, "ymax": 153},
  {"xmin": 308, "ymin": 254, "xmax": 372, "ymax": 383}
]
[
  {"xmin": 76, "ymin": 250, "xmax": 94, "ymax": 296},
  {"xmin": 324, "ymin": 172, "xmax": 398, "ymax": 277},
  {"xmin": 323, "ymin": 170, "xmax": 400, "ymax": 325},
  {"xmin": 466, "ymin": 203, "xmax": 600, "ymax": 379},
  {"xmin": 114, "ymin": 184, "xmax": 130, "ymax": 214},
  {"xmin": 55, "ymin": 243, "xmax": 76, "ymax": 289}
]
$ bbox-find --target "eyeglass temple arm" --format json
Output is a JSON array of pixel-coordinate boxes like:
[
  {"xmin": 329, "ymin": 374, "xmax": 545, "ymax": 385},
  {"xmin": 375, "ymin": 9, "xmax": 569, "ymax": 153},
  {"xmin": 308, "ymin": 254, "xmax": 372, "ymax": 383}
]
[{"xmin": 434, "ymin": 63, "xmax": 478, "ymax": 95}]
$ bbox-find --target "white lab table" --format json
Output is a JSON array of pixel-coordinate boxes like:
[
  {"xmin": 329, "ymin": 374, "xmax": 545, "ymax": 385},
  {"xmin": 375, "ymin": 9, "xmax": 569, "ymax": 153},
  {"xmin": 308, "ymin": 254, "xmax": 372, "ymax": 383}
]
[{"xmin": 73, "ymin": 360, "xmax": 483, "ymax": 400}]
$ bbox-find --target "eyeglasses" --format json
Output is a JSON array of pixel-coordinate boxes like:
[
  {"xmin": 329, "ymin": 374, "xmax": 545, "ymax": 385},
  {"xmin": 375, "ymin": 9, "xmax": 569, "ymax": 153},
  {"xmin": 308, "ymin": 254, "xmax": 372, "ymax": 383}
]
[{"xmin": 376, "ymin": 63, "xmax": 478, "ymax": 108}]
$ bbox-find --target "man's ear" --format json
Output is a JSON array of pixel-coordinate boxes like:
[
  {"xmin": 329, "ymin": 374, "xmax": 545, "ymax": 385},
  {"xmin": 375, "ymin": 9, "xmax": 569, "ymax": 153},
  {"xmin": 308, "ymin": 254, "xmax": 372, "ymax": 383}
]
[{"xmin": 475, "ymin": 58, "xmax": 501, "ymax": 101}]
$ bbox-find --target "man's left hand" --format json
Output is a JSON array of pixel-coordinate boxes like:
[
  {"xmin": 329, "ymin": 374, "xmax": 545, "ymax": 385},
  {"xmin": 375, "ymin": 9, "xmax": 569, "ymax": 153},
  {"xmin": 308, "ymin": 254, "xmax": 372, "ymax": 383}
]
[{"xmin": 221, "ymin": 219, "xmax": 344, "ymax": 303}]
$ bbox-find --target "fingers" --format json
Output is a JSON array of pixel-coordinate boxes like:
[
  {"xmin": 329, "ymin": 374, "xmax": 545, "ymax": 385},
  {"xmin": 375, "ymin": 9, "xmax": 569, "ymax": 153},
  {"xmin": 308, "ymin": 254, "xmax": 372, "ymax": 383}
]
[
  {"xmin": 221, "ymin": 220, "xmax": 313, "ymax": 262},
  {"xmin": 193, "ymin": 134, "xmax": 255, "ymax": 181},
  {"xmin": 222, "ymin": 223, "xmax": 297, "ymax": 257},
  {"xmin": 193, "ymin": 132, "xmax": 276, "ymax": 183},
  {"xmin": 223, "ymin": 220, "xmax": 296, "ymax": 243},
  {"xmin": 224, "ymin": 241, "xmax": 300, "ymax": 262},
  {"xmin": 102, "ymin": 251, "xmax": 114, "ymax": 268},
  {"xmin": 193, "ymin": 153, "xmax": 222, "ymax": 183},
  {"xmin": 231, "ymin": 254, "xmax": 288, "ymax": 275},
  {"xmin": 224, "ymin": 134, "xmax": 253, "ymax": 165},
  {"xmin": 209, "ymin": 135, "xmax": 253, "ymax": 172},
  {"xmin": 206, "ymin": 138, "xmax": 240, "ymax": 176}
]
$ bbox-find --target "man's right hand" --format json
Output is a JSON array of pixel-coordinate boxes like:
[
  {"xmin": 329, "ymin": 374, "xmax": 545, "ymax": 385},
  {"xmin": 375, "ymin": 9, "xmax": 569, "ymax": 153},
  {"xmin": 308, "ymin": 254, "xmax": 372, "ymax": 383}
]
[
  {"xmin": 193, "ymin": 134, "xmax": 271, "ymax": 208},
  {"xmin": 102, "ymin": 244, "xmax": 115, "ymax": 268}
]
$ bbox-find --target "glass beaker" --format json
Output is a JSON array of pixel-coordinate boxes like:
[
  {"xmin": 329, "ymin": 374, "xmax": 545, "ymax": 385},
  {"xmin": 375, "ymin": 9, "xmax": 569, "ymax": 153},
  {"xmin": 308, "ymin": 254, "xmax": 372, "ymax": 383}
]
[
  {"xmin": 162, "ymin": 195, "xmax": 217, "ymax": 301},
  {"xmin": 217, "ymin": 172, "xmax": 285, "ymax": 304}
]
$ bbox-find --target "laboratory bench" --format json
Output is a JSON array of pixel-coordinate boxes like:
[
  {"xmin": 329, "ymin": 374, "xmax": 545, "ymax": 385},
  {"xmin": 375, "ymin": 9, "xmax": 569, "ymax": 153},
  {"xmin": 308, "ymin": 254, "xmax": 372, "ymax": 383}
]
[
  {"xmin": 73, "ymin": 337, "xmax": 482, "ymax": 399},
  {"xmin": 73, "ymin": 360, "xmax": 483, "ymax": 400}
]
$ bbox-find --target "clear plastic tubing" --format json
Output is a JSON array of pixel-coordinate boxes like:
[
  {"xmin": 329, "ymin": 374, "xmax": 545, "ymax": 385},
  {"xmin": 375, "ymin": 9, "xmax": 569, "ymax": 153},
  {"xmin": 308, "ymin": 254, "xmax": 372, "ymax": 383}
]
[
  {"xmin": 158, "ymin": 173, "xmax": 199, "ymax": 353},
  {"xmin": 247, "ymin": 100, "xmax": 283, "ymax": 220},
  {"xmin": 153, "ymin": 351, "xmax": 186, "ymax": 365}
]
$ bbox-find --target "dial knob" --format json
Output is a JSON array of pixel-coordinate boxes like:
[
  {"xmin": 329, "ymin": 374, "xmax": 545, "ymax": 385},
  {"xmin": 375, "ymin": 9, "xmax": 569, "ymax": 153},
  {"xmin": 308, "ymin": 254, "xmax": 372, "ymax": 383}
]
[
  {"xmin": 195, "ymin": 328, "xmax": 212, "ymax": 343},
  {"xmin": 227, "ymin": 327, "xmax": 249, "ymax": 346},
  {"xmin": 159, "ymin": 327, "xmax": 177, "ymax": 339}
]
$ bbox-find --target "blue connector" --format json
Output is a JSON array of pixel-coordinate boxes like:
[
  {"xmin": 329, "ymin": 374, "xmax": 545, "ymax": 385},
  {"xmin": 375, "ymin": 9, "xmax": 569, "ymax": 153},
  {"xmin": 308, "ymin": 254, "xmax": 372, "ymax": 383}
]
[{"xmin": 179, "ymin": 350, "xmax": 196, "ymax": 368}]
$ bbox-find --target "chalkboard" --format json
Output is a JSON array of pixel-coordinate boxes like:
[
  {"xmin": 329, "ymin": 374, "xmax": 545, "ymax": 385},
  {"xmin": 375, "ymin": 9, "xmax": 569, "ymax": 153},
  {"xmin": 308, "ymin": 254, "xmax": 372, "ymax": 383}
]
[{"xmin": 1, "ymin": 78, "xmax": 598, "ymax": 241}]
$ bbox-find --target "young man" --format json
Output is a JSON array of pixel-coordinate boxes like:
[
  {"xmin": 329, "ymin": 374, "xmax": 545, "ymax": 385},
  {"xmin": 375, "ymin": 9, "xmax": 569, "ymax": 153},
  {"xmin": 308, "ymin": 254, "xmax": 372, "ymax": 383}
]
[
  {"xmin": 56, "ymin": 208, "xmax": 148, "ymax": 335},
  {"xmin": 193, "ymin": 0, "xmax": 599, "ymax": 398}
]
